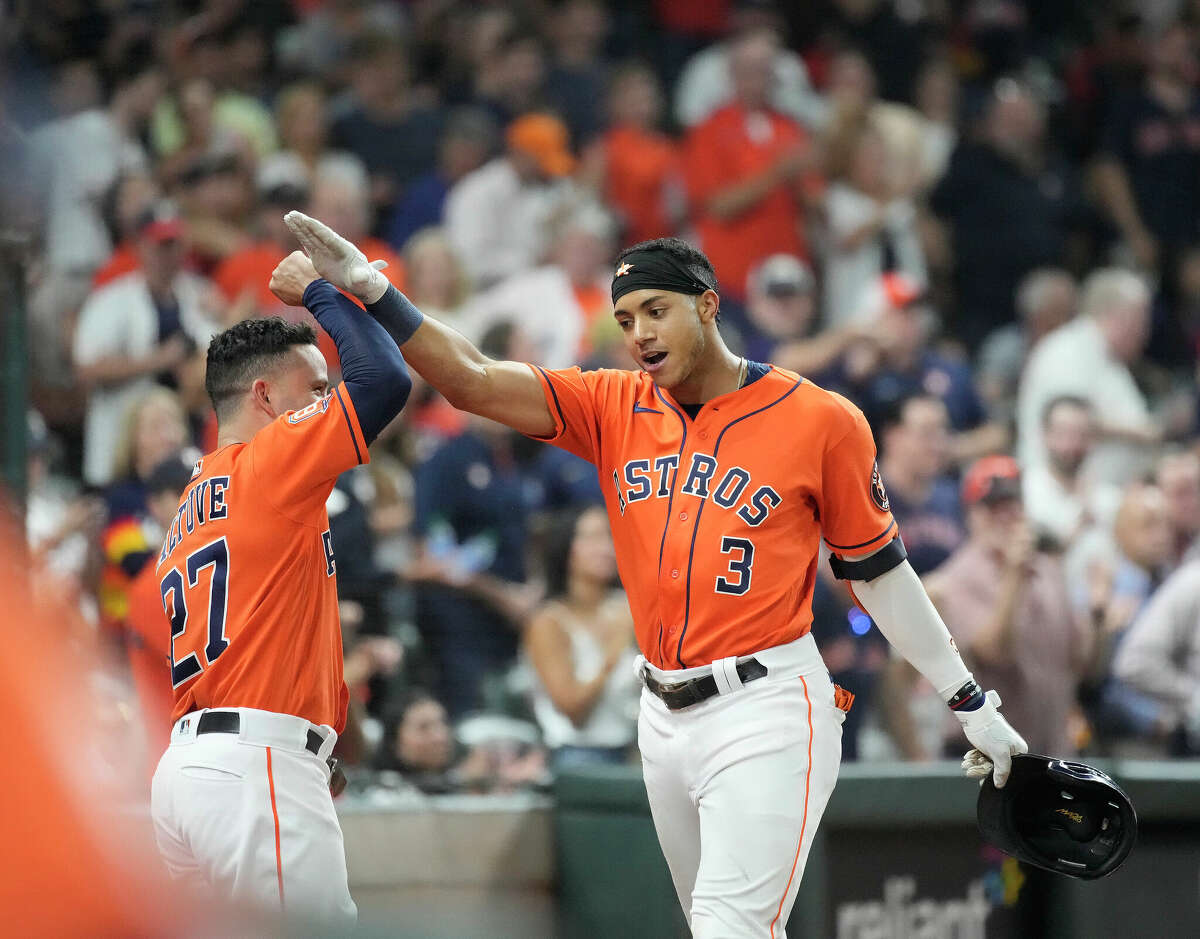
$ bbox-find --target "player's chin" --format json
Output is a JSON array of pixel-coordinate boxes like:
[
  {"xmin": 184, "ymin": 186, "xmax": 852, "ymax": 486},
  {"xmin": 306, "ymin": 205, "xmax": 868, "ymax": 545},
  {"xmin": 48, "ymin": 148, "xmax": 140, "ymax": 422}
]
[{"xmin": 639, "ymin": 352, "xmax": 675, "ymax": 385}]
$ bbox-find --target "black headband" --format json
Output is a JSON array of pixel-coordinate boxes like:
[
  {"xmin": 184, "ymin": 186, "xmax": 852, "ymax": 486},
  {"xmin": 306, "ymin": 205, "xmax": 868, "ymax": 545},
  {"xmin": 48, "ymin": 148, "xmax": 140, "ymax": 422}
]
[{"xmin": 611, "ymin": 249, "xmax": 715, "ymax": 304}]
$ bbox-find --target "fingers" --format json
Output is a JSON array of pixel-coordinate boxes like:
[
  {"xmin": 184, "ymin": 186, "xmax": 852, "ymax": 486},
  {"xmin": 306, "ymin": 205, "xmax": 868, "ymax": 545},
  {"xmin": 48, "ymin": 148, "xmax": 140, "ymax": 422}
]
[{"xmin": 991, "ymin": 749, "xmax": 1012, "ymax": 788}]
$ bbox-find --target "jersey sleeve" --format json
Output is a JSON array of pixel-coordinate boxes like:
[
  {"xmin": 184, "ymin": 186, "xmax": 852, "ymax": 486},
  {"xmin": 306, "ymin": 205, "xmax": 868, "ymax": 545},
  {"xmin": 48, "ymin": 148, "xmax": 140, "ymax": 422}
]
[
  {"xmin": 524, "ymin": 365, "xmax": 613, "ymax": 465},
  {"xmin": 248, "ymin": 382, "xmax": 370, "ymax": 518},
  {"xmin": 818, "ymin": 398, "xmax": 897, "ymax": 556}
]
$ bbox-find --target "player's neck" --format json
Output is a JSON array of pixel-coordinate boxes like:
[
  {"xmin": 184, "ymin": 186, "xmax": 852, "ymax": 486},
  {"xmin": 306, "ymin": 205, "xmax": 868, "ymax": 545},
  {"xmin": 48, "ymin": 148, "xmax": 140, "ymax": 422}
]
[
  {"xmin": 668, "ymin": 344, "xmax": 743, "ymax": 405},
  {"xmin": 216, "ymin": 413, "xmax": 270, "ymax": 450}
]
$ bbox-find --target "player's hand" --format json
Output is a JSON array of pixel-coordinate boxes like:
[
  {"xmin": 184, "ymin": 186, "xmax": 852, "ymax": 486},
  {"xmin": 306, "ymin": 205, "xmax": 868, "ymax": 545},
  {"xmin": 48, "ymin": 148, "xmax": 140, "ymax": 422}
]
[
  {"xmin": 284, "ymin": 210, "xmax": 389, "ymax": 304},
  {"xmin": 269, "ymin": 250, "xmax": 322, "ymax": 306},
  {"xmin": 955, "ymin": 690, "xmax": 1028, "ymax": 788}
]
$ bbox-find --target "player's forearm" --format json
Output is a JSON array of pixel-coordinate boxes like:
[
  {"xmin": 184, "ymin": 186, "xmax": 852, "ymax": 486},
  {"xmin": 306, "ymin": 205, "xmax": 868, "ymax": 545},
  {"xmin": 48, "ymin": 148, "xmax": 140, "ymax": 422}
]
[
  {"xmin": 303, "ymin": 280, "xmax": 412, "ymax": 443},
  {"xmin": 366, "ymin": 285, "xmax": 556, "ymax": 436},
  {"xmin": 848, "ymin": 560, "xmax": 972, "ymax": 700}
]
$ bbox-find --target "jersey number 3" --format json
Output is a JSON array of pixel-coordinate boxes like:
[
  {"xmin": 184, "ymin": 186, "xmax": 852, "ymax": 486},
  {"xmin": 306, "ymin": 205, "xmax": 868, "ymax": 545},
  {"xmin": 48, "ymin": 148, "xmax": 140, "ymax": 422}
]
[
  {"xmin": 715, "ymin": 536, "xmax": 755, "ymax": 596},
  {"xmin": 160, "ymin": 537, "xmax": 230, "ymax": 688}
]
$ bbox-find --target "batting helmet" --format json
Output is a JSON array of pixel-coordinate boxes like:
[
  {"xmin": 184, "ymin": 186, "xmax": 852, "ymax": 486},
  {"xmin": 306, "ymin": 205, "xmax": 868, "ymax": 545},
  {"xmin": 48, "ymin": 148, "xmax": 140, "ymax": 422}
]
[{"xmin": 977, "ymin": 754, "xmax": 1137, "ymax": 880}]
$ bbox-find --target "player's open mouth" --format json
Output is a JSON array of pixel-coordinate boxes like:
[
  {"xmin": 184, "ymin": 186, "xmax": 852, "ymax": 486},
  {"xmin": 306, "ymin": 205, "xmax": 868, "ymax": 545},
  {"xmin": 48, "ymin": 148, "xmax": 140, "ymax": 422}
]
[{"xmin": 641, "ymin": 351, "xmax": 668, "ymax": 372}]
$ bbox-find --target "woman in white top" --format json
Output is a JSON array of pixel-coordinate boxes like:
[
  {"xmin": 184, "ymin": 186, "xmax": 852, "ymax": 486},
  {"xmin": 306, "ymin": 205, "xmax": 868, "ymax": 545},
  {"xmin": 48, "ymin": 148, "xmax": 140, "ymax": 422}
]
[
  {"xmin": 823, "ymin": 119, "xmax": 926, "ymax": 329},
  {"xmin": 525, "ymin": 506, "xmax": 639, "ymax": 770}
]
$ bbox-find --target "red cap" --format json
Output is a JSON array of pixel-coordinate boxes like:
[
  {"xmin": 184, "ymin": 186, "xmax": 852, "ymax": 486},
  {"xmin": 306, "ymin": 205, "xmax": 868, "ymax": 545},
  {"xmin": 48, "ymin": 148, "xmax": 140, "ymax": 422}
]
[
  {"xmin": 138, "ymin": 202, "xmax": 185, "ymax": 243},
  {"xmin": 961, "ymin": 454, "xmax": 1022, "ymax": 506}
]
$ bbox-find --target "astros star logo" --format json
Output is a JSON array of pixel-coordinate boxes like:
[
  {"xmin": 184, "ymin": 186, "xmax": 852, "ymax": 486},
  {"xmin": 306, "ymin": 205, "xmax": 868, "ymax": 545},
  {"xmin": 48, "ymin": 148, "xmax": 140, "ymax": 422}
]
[{"xmin": 615, "ymin": 262, "xmax": 634, "ymax": 276}]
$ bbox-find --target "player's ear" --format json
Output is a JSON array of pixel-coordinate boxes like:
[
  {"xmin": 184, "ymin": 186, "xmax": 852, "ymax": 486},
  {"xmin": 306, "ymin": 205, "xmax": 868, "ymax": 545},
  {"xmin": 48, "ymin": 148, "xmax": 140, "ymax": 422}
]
[
  {"xmin": 251, "ymin": 378, "xmax": 275, "ymax": 416},
  {"xmin": 696, "ymin": 289, "xmax": 720, "ymax": 325}
]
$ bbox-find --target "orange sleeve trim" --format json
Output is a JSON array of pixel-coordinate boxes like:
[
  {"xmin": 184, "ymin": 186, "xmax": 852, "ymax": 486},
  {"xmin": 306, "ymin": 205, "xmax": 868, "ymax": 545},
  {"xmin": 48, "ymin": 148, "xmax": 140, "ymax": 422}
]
[
  {"xmin": 266, "ymin": 747, "xmax": 285, "ymax": 910},
  {"xmin": 771, "ymin": 674, "xmax": 814, "ymax": 938}
]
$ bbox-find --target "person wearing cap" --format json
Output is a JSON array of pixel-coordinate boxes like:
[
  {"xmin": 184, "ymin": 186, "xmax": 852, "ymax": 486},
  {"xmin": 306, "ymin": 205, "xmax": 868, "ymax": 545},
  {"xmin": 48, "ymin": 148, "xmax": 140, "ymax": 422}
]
[
  {"xmin": 444, "ymin": 111, "xmax": 579, "ymax": 288},
  {"xmin": 72, "ymin": 201, "xmax": 221, "ymax": 486},
  {"xmin": 283, "ymin": 211, "xmax": 1029, "ymax": 937},
  {"xmin": 917, "ymin": 456, "xmax": 1086, "ymax": 757},
  {"xmin": 727, "ymin": 252, "xmax": 817, "ymax": 362}
]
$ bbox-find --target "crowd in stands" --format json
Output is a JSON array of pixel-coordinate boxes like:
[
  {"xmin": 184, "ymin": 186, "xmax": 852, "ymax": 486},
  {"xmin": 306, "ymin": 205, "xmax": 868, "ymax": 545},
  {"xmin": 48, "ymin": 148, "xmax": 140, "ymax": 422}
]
[{"xmin": 8, "ymin": 0, "xmax": 1200, "ymax": 797}]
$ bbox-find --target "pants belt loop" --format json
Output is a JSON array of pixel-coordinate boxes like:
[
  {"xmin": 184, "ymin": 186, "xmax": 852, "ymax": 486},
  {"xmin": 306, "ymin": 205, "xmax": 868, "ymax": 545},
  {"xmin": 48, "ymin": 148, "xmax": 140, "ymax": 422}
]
[{"xmin": 711, "ymin": 656, "xmax": 740, "ymax": 695}]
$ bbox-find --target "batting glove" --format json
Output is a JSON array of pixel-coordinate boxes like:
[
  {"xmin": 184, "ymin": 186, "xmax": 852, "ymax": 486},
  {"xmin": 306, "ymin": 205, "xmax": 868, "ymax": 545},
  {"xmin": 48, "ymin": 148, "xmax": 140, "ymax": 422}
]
[
  {"xmin": 284, "ymin": 210, "xmax": 390, "ymax": 304},
  {"xmin": 954, "ymin": 690, "xmax": 1028, "ymax": 788}
]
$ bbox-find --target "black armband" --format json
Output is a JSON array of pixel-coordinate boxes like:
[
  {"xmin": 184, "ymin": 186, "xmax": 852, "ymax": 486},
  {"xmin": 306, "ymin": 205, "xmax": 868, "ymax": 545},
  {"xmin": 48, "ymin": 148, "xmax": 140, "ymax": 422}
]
[
  {"xmin": 947, "ymin": 679, "xmax": 985, "ymax": 712},
  {"xmin": 828, "ymin": 535, "xmax": 907, "ymax": 582}
]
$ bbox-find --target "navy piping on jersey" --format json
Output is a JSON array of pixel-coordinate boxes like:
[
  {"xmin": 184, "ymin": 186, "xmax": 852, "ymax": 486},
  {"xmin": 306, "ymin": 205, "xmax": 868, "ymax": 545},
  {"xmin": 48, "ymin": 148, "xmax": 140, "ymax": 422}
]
[
  {"xmin": 824, "ymin": 518, "xmax": 896, "ymax": 552},
  {"xmin": 653, "ymin": 384, "xmax": 689, "ymax": 663},
  {"xmin": 676, "ymin": 377, "xmax": 804, "ymax": 667},
  {"xmin": 534, "ymin": 366, "xmax": 569, "ymax": 433},
  {"xmin": 334, "ymin": 385, "xmax": 364, "ymax": 464}
]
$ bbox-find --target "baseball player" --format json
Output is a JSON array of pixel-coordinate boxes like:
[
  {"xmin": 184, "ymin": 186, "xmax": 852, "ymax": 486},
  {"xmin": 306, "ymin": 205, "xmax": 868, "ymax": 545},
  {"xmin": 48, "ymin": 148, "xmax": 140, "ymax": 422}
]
[
  {"xmin": 283, "ymin": 211, "xmax": 1028, "ymax": 937},
  {"xmin": 149, "ymin": 258, "xmax": 412, "ymax": 924}
]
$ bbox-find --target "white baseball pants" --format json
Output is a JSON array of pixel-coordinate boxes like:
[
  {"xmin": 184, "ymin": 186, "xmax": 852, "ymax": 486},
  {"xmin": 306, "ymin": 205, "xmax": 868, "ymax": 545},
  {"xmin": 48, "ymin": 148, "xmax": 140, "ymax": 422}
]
[
  {"xmin": 638, "ymin": 632, "xmax": 845, "ymax": 939},
  {"xmin": 150, "ymin": 707, "xmax": 357, "ymax": 927}
]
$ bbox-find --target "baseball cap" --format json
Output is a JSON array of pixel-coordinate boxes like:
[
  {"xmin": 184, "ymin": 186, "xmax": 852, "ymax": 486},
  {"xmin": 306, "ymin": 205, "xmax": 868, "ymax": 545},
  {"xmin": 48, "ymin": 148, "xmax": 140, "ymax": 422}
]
[
  {"xmin": 506, "ymin": 113, "xmax": 576, "ymax": 177},
  {"xmin": 962, "ymin": 454, "xmax": 1022, "ymax": 506},
  {"xmin": 137, "ymin": 201, "xmax": 185, "ymax": 243},
  {"xmin": 749, "ymin": 254, "xmax": 814, "ymax": 298}
]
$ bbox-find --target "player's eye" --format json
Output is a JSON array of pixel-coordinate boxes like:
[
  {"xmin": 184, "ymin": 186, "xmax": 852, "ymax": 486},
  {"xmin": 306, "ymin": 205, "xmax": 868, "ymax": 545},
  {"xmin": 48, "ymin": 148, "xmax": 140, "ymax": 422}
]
[{"xmin": 617, "ymin": 319, "xmax": 632, "ymax": 330}]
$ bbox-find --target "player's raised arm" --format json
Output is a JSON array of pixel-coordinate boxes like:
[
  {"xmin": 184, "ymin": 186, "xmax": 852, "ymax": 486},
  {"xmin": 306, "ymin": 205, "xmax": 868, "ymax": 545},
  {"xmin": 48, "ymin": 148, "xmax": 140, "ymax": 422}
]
[{"xmin": 284, "ymin": 211, "xmax": 556, "ymax": 438}]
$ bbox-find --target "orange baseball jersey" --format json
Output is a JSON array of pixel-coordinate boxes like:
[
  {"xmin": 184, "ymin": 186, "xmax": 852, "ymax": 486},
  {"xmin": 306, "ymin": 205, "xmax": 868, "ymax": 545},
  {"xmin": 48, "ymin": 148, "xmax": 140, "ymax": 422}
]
[
  {"xmin": 528, "ymin": 364, "xmax": 895, "ymax": 669},
  {"xmin": 159, "ymin": 383, "xmax": 369, "ymax": 731}
]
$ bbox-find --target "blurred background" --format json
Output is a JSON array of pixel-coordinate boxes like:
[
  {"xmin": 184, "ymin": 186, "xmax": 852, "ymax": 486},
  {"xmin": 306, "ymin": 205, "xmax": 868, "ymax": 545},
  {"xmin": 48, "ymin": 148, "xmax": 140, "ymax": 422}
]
[{"xmin": 2, "ymin": 0, "xmax": 1200, "ymax": 936}]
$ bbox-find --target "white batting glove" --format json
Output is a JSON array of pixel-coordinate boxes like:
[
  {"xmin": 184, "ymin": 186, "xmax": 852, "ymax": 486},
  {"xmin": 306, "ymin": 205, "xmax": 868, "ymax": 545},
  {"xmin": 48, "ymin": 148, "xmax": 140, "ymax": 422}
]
[
  {"xmin": 284, "ymin": 210, "xmax": 390, "ymax": 304},
  {"xmin": 954, "ymin": 690, "xmax": 1028, "ymax": 788}
]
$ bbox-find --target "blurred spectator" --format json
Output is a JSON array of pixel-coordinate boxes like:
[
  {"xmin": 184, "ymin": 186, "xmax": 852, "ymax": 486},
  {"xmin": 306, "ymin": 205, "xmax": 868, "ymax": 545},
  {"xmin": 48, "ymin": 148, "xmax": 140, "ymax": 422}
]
[
  {"xmin": 409, "ymin": 397, "xmax": 541, "ymax": 715},
  {"xmin": 29, "ymin": 46, "xmax": 161, "ymax": 356},
  {"xmin": 976, "ymin": 268, "xmax": 1077, "ymax": 424},
  {"xmin": 331, "ymin": 35, "xmax": 443, "ymax": 220},
  {"xmin": 375, "ymin": 689, "xmax": 546, "ymax": 793},
  {"xmin": 71, "ymin": 202, "xmax": 218, "ymax": 486},
  {"xmin": 169, "ymin": 151, "xmax": 255, "ymax": 270},
  {"xmin": 1017, "ymin": 268, "xmax": 1159, "ymax": 484},
  {"xmin": 464, "ymin": 22, "xmax": 550, "ymax": 127},
  {"xmin": 823, "ymin": 118, "xmax": 925, "ymax": 329},
  {"xmin": 876, "ymin": 393, "xmax": 964, "ymax": 575},
  {"xmin": 272, "ymin": 81, "xmax": 331, "ymax": 178},
  {"xmin": 922, "ymin": 456, "xmax": 1089, "ymax": 756},
  {"xmin": 1094, "ymin": 22, "xmax": 1200, "ymax": 275},
  {"xmin": 155, "ymin": 78, "xmax": 255, "ymax": 191},
  {"xmin": 384, "ymin": 108, "xmax": 498, "ymax": 253},
  {"xmin": 825, "ymin": 0, "xmax": 936, "ymax": 104},
  {"xmin": 544, "ymin": 0, "xmax": 611, "ymax": 145},
  {"xmin": 673, "ymin": 5, "xmax": 826, "ymax": 130},
  {"xmin": 524, "ymin": 507, "xmax": 638, "ymax": 770},
  {"xmin": 931, "ymin": 77, "xmax": 1087, "ymax": 348},
  {"xmin": 444, "ymin": 112, "xmax": 578, "ymax": 289},
  {"xmin": 91, "ymin": 171, "xmax": 161, "ymax": 289},
  {"xmin": 1023, "ymin": 396, "xmax": 1122, "ymax": 551},
  {"xmin": 911, "ymin": 56, "xmax": 960, "ymax": 190},
  {"xmin": 724, "ymin": 253, "xmax": 816, "ymax": 362},
  {"xmin": 1113, "ymin": 559, "xmax": 1200, "ymax": 755},
  {"xmin": 25, "ymin": 411, "xmax": 104, "ymax": 610},
  {"xmin": 1155, "ymin": 447, "xmax": 1200, "ymax": 564},
  {"xmin": 579, "ymin": 62, "xmax": 681, "ymax": 245},
  {"xmin": 683, "ymin": 27, "xmax": 819, "ymax": 300},
  {"xmin": 461, "ymin": 201, "xmax": 616, "ymax": 367}
]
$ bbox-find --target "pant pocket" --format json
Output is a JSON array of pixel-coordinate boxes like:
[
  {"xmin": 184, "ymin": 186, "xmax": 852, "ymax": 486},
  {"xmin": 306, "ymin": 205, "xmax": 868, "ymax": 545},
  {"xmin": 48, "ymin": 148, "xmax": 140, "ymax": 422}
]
[{"xmin": 180, "ymin": 764, "xmax": 245, "ymax": 782}]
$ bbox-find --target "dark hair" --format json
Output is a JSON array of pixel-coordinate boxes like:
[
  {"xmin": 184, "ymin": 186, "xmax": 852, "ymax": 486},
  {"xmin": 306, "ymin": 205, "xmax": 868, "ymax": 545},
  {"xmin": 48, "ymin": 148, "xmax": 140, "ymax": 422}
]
[
  {"xmin": 204, "ymin": 317, "xmax": 318, "ymax": 420},
  {"xmin": 540, "ymin": 505, "xmax": 612, "ymax": 600},
  {"xmin": 102, "ymin": 39, "xmax": 158, "ymax": 97},
  {"xmin": 877, "ymin": 391, "xmax": 944, "ymax": 437},
  {"xmin": 1041, "ymin": 394, "xmax": 1091, "ymax": 427},
  {"xmin": 616, "ymin": 237, "xmax": 719, "ymax": 296},
  {"xmin": 375, "ymin": 687, "xmax": 445, "ymax": 771}
]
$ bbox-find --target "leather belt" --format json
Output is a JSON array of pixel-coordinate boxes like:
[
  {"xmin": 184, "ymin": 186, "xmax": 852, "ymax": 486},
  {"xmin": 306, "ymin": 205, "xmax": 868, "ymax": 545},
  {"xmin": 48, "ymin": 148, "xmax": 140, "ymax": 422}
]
[
  {"xmin": 196, "ymin": 710, "xmax": 325, "ymax": 757},
  {"xmin": 643, "ymin": 658, "xmax": 768, "ymax": 711}
]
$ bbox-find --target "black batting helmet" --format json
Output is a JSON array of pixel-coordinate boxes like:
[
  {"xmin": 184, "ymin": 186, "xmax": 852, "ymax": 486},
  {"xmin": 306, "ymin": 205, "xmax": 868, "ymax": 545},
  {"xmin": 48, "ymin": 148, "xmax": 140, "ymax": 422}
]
[{"xmin": 977, "ymin": 754, "xmax": 1137, "ymax": 880}]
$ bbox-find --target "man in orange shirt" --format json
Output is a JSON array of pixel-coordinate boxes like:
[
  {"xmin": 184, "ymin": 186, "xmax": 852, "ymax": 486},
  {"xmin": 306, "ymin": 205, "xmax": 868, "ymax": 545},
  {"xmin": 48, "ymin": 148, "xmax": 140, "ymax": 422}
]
[
  {"xmin": 286, "ymin": 210, "xmax": 1028, "ymax": 938},
  {"xmin": 149, "ymin": 260, "xmax": 411, "ymax": 923},
  {"xmin": 684, "ymin": 27, "xmax": 820, "ymax": 300}
]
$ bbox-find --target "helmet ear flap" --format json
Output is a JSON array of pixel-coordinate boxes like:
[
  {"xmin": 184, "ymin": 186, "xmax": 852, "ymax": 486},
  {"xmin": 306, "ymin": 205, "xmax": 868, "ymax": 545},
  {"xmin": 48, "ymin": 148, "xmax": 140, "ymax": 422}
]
[{"xmin": 977, "ymin": 753, "xmax": 1138, "ymax": 880}]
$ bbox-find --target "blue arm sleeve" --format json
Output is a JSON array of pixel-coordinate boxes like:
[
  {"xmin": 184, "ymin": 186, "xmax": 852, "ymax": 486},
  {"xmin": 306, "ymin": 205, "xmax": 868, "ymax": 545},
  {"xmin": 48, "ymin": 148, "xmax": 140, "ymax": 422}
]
[{"xmin": 302, "ymin": 279, "xmax": 412, "ymax": 445}]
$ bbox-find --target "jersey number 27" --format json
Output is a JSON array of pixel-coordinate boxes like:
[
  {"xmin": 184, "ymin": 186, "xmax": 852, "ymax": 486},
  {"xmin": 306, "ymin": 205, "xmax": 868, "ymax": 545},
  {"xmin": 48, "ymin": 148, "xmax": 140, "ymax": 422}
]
[{"xmin": 160, "ymin": 537, "xmax": 230, "ymax": 688}]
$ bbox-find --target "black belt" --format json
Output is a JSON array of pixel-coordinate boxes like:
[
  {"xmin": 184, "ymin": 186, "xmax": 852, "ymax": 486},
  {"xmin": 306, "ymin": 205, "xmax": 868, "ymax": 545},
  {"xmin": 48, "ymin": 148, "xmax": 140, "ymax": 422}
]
[
  {"xmin": 643, "ymin": 658, "xmax": 768, "ymax": 711},
  {"xmin": 196, "ymin": 710, "xmax": 325, "ymax": 757}
]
